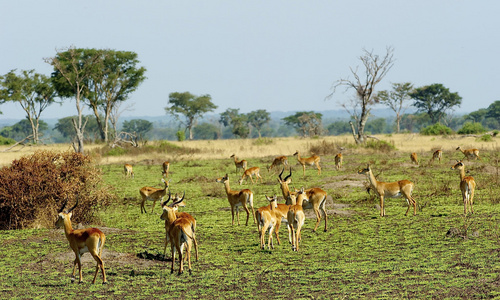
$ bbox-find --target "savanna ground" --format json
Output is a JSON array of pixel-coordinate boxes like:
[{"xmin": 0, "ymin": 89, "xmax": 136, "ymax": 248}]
[{"xmin": 1, "ymin": 134, "xmax": 500, "ymax": 299}]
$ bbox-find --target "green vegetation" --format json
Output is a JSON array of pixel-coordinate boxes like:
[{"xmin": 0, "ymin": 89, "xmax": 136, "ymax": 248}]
[
  {"xmin": 458, "ymin": 122, "xmax": 487, "ymax": 135},
  {"xmin": 420, "ymin": 123, "xmax": 453, "ymax": 135}
]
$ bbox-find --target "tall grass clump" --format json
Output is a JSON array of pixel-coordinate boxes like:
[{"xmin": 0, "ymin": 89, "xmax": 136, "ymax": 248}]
[
  {"xmin": 420, "ymin": 123, "xmax": 453, "ymax": 135},
  {"xmin": 458, "ymin": 122, "xmax": 487, "ymax": 134},
  {"xmin": 364, "ymin": 139, "xmax": 396, "ymax": 152}
]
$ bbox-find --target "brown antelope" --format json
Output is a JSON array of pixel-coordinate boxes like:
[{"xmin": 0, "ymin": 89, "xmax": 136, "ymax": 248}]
[
  {"xmin": 335, "ymin": 153, "xmax": 343, "ymax": 170},
  {"xmin": 267, "ymin": 156, "xmax": 288, "ymax": 173},
  {"xmin": 139, "ymin": 178, "xmax": 170, "ymax": 214},
  {"xmin": 55, "ymin": 199, "xmax": 107, "ymax": 284},
  {"xmin": 160, "ymin": 193, "xmax": 195, "ymax": 275},
  {"xmin": 255, "ymin": 194, "xmax": 292, "ymax": 248},
  {"xmin": 429, "ymin": 149, "xmax": 442, "ymax": 164},
  {"xmin": 124, "ymin": 164, "xmax": 134, "ymax": 178},
  {"xmin": 451, "ymin": 160, "xmax": 476, "ymax": 215},
  {"xmin": 410, "ymin": 153, "xmax": 419, "ymax": 165},
  {"xmin": 216, "ymin": 174, "xmax": 256, "ymax": 226},
  {"xmin": 238, "ymin": 167, "xmax": 263, "ymax": 185},
  {"xmin": 161, "ymin": 192, "xmax": 198, "ymax": 261},
  {"xmin": 287, "ymin": 187, "xmax": 308, "ymax": 252},
  {"xmin": 255, "ymin": 195, "xmax": 279, "ymax": 250},
  {"xmin": 277, "ymin": 168, "xmax": 328, "ymax": 232},
  {"xmin": 162, "ymin": 161, "xmax": 170, "ymax": 177},
  {"xmin": 358, "ymin": 164, "xmax": 417, "ymax": 217},
  {"xmin": 293, "ymin": 151, "xmax": 321, "ymax": 176},
  {"xmin": 230, "ymin": 154, "xmax": 247, "ymax": 173},
  {"xmin": 456, "ymin": 146, "xmax": 481, "ymax": 160}
]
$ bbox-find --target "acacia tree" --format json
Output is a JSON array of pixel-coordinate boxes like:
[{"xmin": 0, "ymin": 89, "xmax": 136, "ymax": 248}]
[
  {"xmin": 328, "ymin": 47, "xmax": 394, "ymax": 144},
  {"xmin": 165, "ymin": 92, "xmax": 217, "ymax": 140},
  {"xmin": 0, "ymin": 69, "xmax": 57, "ymax": 143},
  {"xmin": 219, "ymin": 108, "xmax": 249, "ymax": 138},
  {"xmin": 376, "ymin": 82, "xmax": 413, "ymax": 133},
  {"xmin": 282, "ymin": 111, "xmax": 323, "ymax": 137},
  {"xmin": 409, "ymin": 83, "xmax": 462, "ymax": 124},
  {"xmin": 247, "ymin": 109, "xmax": 270, "ymax": 138}
]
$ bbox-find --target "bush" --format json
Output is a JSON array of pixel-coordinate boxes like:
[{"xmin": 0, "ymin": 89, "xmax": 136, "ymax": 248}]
[
  {"xmin": 364, "ymin": 140, "xmax": 397, "ymax": 153},
  {"xmin": 176, "ymin": 131, "xmax": 186, "ymax": 141},
  {"xmin": 477, "ymin": 134, "xmax": 492, "ymax": 142},
  {"xmin": 0, "ymin": 136, "xmax": 16, "ymax": 145},
  {"xmin": 0, "ymin": 150, "xmax": 114, "ymax": 230},
  {"xmin": 420, "ymin": 123, "xmax": 453, "ymax": 135},
  {"xmin": 458, "ymin": 122, "xmax": 487, "ymax": 134}
]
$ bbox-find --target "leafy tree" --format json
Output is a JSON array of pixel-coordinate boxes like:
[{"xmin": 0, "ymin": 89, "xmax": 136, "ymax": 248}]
[
  {"xmin": 247, "ymin": 109, "xmax": 270, "ymax": 138},
  {"xmin": 193, "ymin": 123, "xmax": 218, "ymax": 140},
  {"xmin": 122, "ymin": 119, "xmax": 153, "ymax": 136},
  {"xmin": 282, "ymin": 111, "xmax": 323, "ymax": 137},
  {"xmin": 457, "ymin": 122, "xmax": 486, "ymax": 134},
  {"xmin": 376, "ymin": 82, "xmax": 413, "ymax": 133},
  {"xmin": 165, "ymin": 92, "xmax": 217, "ymax": 140},
  {"xmin": 465, "ymin": 108, "xmax": 487, "ymax": 123},
  {"xmin": 54, "ymin": 115, "xmax": 100, "ymax": 143},
  {"xmin": 409, "ymin": 83, "xmax": 462, "ymax": 124},
  {"xmin": 420, "ymin": 123, "xmax": 453, "ymax": 135},
  {"xmin": 0, "ymin": 69, "xmax": 57, "ymax": 143},
  {"xmin": 327, "ymin": 47, "xmax": 394, "ymax": 143},
  {"xmin": 365, "ymin": 118, "xmax": 388, "ymax": 134},
  {"xmin": 219, "ymin": 108, "xmax": 249, "ymax": 139},
  {"xmin": 485, "ymin": 100, "xmax": 500, "ymax": 120},
  {"xmin": 0, "ymin": 119, "xmax": 48, "ymax": 141},
  {"xmin": 327, "ymin": 121, "xmax": 351, "ymax": 135}
]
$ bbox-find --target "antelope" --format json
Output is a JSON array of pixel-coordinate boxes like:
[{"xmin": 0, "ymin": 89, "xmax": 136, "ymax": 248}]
[
  {"xmin": 55, "ymin": 199, "xmax": 107, "ymax": 284},
  {"xmin": 162, "ymin": 161, "xmax": 170, "ymax": 178},
  {"xmin": 216, "ymin": 174, "xmax": 256, "ymax": 226},
  {"xmin": 429, "ymin": 149, "xmax": 442, "ymax": 164},
  {"xmin": 124, "ymin": 164, "xmax": 134, "ymax": 178},
  {"xmin": 293, "ymin": 151, "xmax": 321, "ymax": 176},
  {"xmin": 287, "ymin": 187, "xmax": 308, "ymax": 252},
  {"xmin": 255, "ymin": 195, "xmax": 279, "ymax": 250},
  {"xmin": 161, "ymin": 192, "xmax": 198, "ymax": 261},
  {"xmin": 255, "ymin": 194, "xmax": 292, "ymax": 248},
  {"xmin": 230, "ymin": 154, "xmax": 247, "ymax": 174},
  {"xmin": 160, "ymin": 193, "xmax": 195, "ymax": 275},
  {"xmin": 139, "ymin": 178, "xmax": 170, "ymax": 214},
  {"xmin": 277, "ymin": 168, "xmax": 328, "ymax": 232},
  {"xmin": 358, "ymin": 164, "xmax": 417, "ymax": 217},
  {"xmin": 451, "ymin": 160, "xmax": 476, "ymax": 215},
  {"xmin": 410, "ymin": 153, "xmax": 419, "ymax": 165},
  {"xmin": 456, "ymin": 147, "xmax": 481, "ymax": 160},
  {"xmin": 267, "ymin": 156, "xmax": 288, "ymax": 173},
  {"xmin": 238, "ymin": 167, "xmax": 263, "ymax": 185},
  {"xmin": 335, "ymin": 153, "xmax": 343, "ymax": 170}
]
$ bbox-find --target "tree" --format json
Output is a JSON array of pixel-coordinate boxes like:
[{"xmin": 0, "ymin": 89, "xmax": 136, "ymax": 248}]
[
  {"xmin": 485, "ymin": 100, "xmax": 500, "ymax": 120},
  {"xmin": 122, "ymin": 119, "xmax": 153, "ymax": 137},
  {"xmin": 45, "ymin": 47, "xmax": 103, "ymax": 153},
  {"xmin": 465, "ymin": 108, "xmax": 487, "ymax": 123},
  {"xmin": 0, "ymin": 119, "xmax": 48, "ymax": 141},
  {"xmin": 0, "ymin": 69, "xmax": 57, "ymax": 143},
  {"xmin": 409, "ymin": 83, "xmax": 462, "ymax": 124},
  {"xmin": 165, "ymin": 92, "xmax": 217, "ymax": 140},
  {"xmin": 376, "ymin": 82, "xmax": 413, "ymax": 133},
  {"xmin": 54, "ymin": 115, "xmax": 101, "ymax": 143},
  {"xmin": 219, "ymin": 108, "xmax": 249, "ymax": 139},
  {"xmin": 282, "ymin": 111, "xmax": 323, "ymax": 137},
  {"xmin": 327, "ymin": 47, "xmax": 394, "ymax": 144},
  {"xmin": 193, "ymin": 123, "xmax": 219, "ymax": 140},
  {"xmin": 246, "ymin": 109, "xmax": 271, "ymax": 138}
]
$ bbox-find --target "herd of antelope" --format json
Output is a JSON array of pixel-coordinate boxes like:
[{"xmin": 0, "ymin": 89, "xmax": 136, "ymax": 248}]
[{"xmin": 55, "ymin": 146, "xmax": 482, "ymax": 282}]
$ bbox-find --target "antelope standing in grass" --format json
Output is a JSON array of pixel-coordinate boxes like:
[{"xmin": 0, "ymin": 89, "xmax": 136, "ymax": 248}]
[
  {"xmin": 451, "ymin": 160, "xmax": 476, "ymax": 215},
  {"xmin": 267, "ymin": 156, "xmax": 288, "ymax": 173},
  {"xmin": 255, "ymin": 194, "xmax": 292, "ymax": 249},
  {"xmin": 255, "ymin": 195, "xmax": 279, "ymax": 250},
  {"xmin": 293, "ymin": 151, "xmax": 321, "ymax": 176},
  {"xmin": 162, "ymin": 161, "xmax": 170, "ymax": 178},
  {"xmin": 124, "ymin": 164, "xmax": 134, "ymax": 178},
  {"xmin": 410, "ymin": 153, "xmax": 419, "ymax": 165},
  {"xmin": 216, "ymin": 174, "xmax": 255, "ymax": 226},
  {"xmin": 456, "ymin": 147, "xmax": 481, "ymax": 160},
  {"xmin": 429, "ymin": 149, "xmax": 442, "ymax": 164},
  {"xmin": 238, "ymin": 167, "xmax": 263, "ymax": 185},
  {"xmin": 230, "ymin": 154, "xmax": 247, "ymax": 174},
  {"xmin": 287, "ymin": 188, "xmax": 308, "ymax": 252},
  {"xmin": 139, "ymin": 179, "xmax": 170, "ymax": 214},
  {"xmin": 335, "ymin": 153, "xmax": 343, "ymax": 170}
]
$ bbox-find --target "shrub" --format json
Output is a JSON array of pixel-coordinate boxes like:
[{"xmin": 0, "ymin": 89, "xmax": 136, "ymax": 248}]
[
  {"xmin": 420, "ymin": 123, "xmax": 453, "ymax": 135},
  {"xmin": 253, "ymin": 137, "xmax": 274, "ymax": 146},
  {"xmin": 176, "ymin": 131, "xmax": 186, "ymax": 141},
  {"xmin": 0, "ymin": 150, "xmax": 114, "ymax": 230},
  {"xmin": 364, "ymin": 140, "xmax": 397, "ymax": 152},
  {"xmin": 477, "ymin": 134, "xmax": 492, "ymax": 142},
  {"xmin": 458, "ymin": 122, "xmax": 487, "ymax": 134},
  {"xmin": 0, "ymin": 136, "xmax": 16, "ymax": 145}
]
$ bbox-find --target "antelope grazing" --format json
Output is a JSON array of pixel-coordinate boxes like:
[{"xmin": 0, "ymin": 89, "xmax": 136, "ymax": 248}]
[
  {"xmin": 410, "ymin": 153, "xmax": 419, "ymax": 165},
  {"xmin": 216, "ymin": 174, "xmax": 256, "ymax": 226},
  {"xmin": 55, "ymin": 199, "xmax": 107, "ymax": 284},
  {"xmin": 256, "ymin": 195, "xmax": 279, "ymax": 250},
  {"xmin": 358, "ymin": 164, "xmax": 417, "ymax": 217},
  {"xmin": 255, "ymin": 194, "xmax": 292, "ymax": 249},
  {"xmin": 238, "ymin": 167, "xmax": 263, "ymax": 185},
  {"xmin": 230, "ymin": 154, "xmax": 247, "ymax": 174},
  {"xmin": 160, "ymin": 193, "xmax": 195, "ymax": 275},
  {"xmin": 293, "ymin": 151, "xmax": 321, "ymax": 176},
  {"xmin": 456, "ymin": 147, "xmax": 481, "ymax": 160},
  {"xmin": 161, "ymin": 192, "xmax": 198, "ymax": 261},
  {"xmin": 335, "ymin": 153, "xmax": 343, "ymax": 170},
  {"xmin": 162, "ymin": 161, "xmax": 170, "ymax": 178},
  {"xmin": 287, "ymin": 188, "xmax": 308, "ymax": 251},
  {"xmin": 451, "ymin": 160, "xmax": 476, "ymax": 215},
  {"xmin": 267, "ymin": 156, "xmax": 288, "ymax": 173},
  {"xmin": 429, "ymin": 149, "xmax": 442, "ymax": 164},
  {"xmin": 139, "ymin": 178, "xmax": 170, "ymax": 214},
  {"xmin": 124, "ymin": 164, "xmax": 134, "ymax": 178}
]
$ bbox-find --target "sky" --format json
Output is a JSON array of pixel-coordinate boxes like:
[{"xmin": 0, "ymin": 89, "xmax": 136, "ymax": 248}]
[{"xmin": 0, "ymin": 1, "xmax": 499, "ymax": 121}]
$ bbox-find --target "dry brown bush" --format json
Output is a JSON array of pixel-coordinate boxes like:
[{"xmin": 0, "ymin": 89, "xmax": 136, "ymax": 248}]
[{"xmin": 0, "ymin": 150, "xmax": 114, "ymax": 230}]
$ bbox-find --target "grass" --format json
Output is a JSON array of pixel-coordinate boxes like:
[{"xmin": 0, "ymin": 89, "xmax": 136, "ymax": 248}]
[{"xmin": 0, "ymin": 134, "xmax": 500, "ymax": 298}]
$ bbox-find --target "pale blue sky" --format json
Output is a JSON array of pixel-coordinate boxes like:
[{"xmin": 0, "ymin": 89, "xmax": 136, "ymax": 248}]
[{"xmin": 0, "ymin": 1, "xmax": 498, "ymax": 120}]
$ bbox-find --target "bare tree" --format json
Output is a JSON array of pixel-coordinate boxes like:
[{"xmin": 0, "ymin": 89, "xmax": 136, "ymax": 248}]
[
  {"xmin": 327, "ymin": 47, "xmax": 395, "ymax": 144},
  {"xmin": 376, "ymin": 82, "xmax": 414, "ymax": 133}
]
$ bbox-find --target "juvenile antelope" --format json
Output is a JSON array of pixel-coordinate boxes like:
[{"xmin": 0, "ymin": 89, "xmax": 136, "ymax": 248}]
[
  {"xmin": 216, "ymin": 174, "xmax": 255, "ymax": 226},
  {"xmin": 267, "ymin": 156, "xmax": 288, "ymax": 173},
  {"xmin": 255, "ymin": 195, "xmax": 279, "ymax": 250},
  {"xmin": 451, "ymin": 160, "xmax": 476, "ymax": 215},
  {"xmin": 287, "ymin": 188, "xmax": 308, "ymax": 252},
  {"xmin": 293, "ymin": 151, "xmax": 321, "ymax": 176},
  {"xmin": 410, "ymin": 153, "xmax": 419, "ymax": 165},
  {"xmin": 456, "ymin": 146, "xmax": 481, "ymax": 160},
  {"xmin": 124, "ymin": 164, "xmax": 134, "ymax": 178},
  {"xmin": 335, "ymin": 153, "xmax": 343, "ymax": 170},
  {"xmin": 358, "ymin": 164, "xmax": 416, "ymax": 217},
  {"xmin": 429, "ymin": 149, "xmax": 442, "ymax": 164},
  {"xmin": 238, "ymin": 167, "xmax": 263, "ymax": 185},
  {"xmin": 255, "ymin": 194, "xmax": 292, "ymax": 248},
  {"xmin": 162, "ymin": 161, "xmax": 170, "ymax": 177},
  {"xmin": 55, "ymin": 199, "xmax": 107, "ymax": 284},
  {"xmin": 230, "ymin": 154, "xmax": 247, "ymax": 174},
  {"xmin": 139, "ymin": 178, "xmax": 170, "ymax": 214}
]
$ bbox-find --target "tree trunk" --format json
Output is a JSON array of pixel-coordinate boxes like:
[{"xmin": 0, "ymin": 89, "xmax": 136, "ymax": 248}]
[
  {"xmin": 396, "ymin": 113, "xmax": 401, "ymax": 133},
  {"xmin": 348, "ymin": 121, "xmax": 360, "ymax": 144}
]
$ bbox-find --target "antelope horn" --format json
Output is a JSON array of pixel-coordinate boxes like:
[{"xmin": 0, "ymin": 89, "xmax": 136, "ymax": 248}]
[
  {"xmin": 58, "ymin": 198, "xmax": 68, "ymax": 213},
  {"xmin": 173, "ymin": 191, "xmax": 185, "ymax": 206},
  {"xmin": 279, "ymin": 168, "xmax": 284, "ymax": 180},
  {"xmin": 162, "ymin": 191, "xmax": 172, "ymax": 207},
  {"xmin": 284, "ymin": 168, "xmax": 292, "ymax": 181},
  {"xmin": 67, "ymin": 198, "xmax": 78, "ymax": 213}
]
